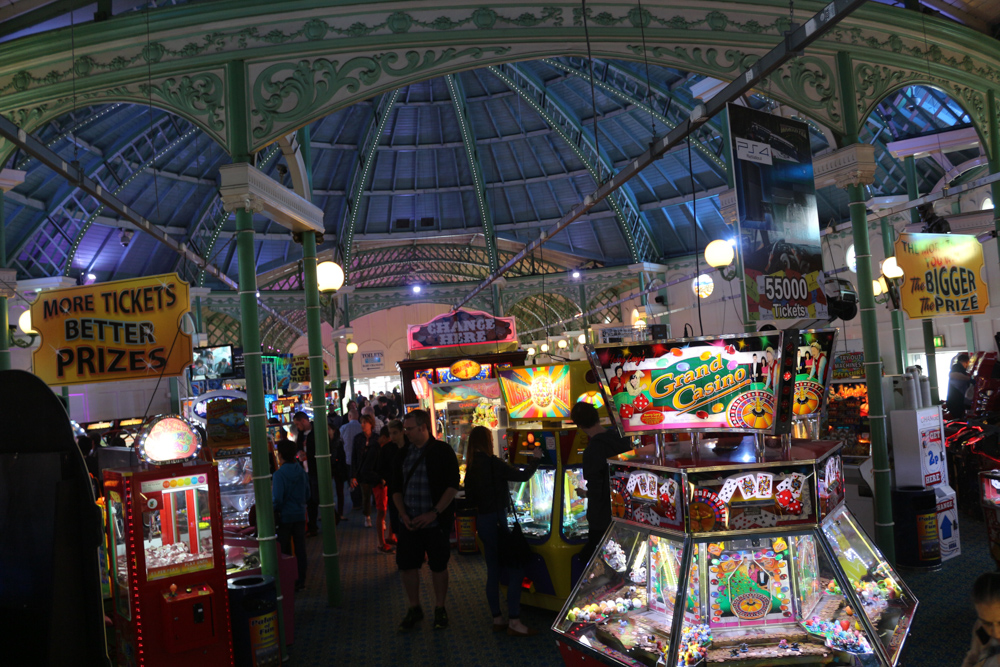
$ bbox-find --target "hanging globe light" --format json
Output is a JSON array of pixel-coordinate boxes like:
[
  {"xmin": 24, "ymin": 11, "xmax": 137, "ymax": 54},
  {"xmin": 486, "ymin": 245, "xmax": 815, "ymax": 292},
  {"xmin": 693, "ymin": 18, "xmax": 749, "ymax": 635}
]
[
  {"xmin": 704, "ymin": 239, "xmax": 735, "ymax": 268},
  {"xmin": 317, "ymin": 261, "xmax": 345, "ymax": 292}
]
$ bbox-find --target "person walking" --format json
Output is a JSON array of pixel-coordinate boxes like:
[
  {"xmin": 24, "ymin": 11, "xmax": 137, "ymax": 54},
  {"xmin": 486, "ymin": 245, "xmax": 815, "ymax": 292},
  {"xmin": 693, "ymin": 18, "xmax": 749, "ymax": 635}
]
[
  {"xmin": 350, "ymin": 414, "xmax": 380, "ymax": 528},
  {"xmin": 292, "ymin": 411, "xmax": 320, "ymax": 536},
  {"xmin": 340, "ymin": 408, "xmax": 363, "ymax": 511},
  {"xmin": 273, "ymin": 439, "xmax": 310, "ymax": 591},
  {"xmin": 571, "ymin": 402, "xmax": 633, "ymax": 563},
  {"xmin": 463, "ymin": 425, "xmax": 543, "ymax": 636},
  {"xmin": 385, "ymin": 419, "xmax": 407, "ymax": 538},
  {"xmin": 328, "ymin": 420, "xmax": 348, "ymax": 523},
  {"xmin": 948, "ymin": 352, "xmax": 973, "ymax": 420},
  {"xmin": 390, "ymin": 409, "xmax": 460, "ymax": 631}
]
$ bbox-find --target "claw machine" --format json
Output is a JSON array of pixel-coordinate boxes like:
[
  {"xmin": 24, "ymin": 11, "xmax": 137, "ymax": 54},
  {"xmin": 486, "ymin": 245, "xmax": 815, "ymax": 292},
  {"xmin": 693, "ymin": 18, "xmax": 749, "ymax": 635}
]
[
  {"xmin": 554, "ymin": 330, "xmax": 917, "ymax": 667},
  {"xmin": 428, "ymin": 376, "xmax": 507, "ymax": 484},
  {"xmin": 497, "ymin": 361, "xmax": 609, "ymax": 610},
  {"xmin": 102, "ymin": 415, "xmax": 234, "ymax": 667}
]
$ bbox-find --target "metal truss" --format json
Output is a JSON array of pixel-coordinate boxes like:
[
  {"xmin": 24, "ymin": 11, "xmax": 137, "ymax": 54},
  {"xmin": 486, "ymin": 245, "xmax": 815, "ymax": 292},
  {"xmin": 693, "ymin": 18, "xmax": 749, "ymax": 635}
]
[
  {"xmin": 446, "ymin": 74, "xmax": 499, "ymax": 272},
  {"xmin": 341, "ymin": 89, "xmax": 401, "ymax": 272}
]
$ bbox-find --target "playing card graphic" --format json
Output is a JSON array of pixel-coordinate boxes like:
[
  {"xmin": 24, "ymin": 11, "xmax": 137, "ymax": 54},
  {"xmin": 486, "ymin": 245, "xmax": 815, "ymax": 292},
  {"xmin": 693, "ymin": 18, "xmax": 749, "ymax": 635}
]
[
  {"xmin": 756, "ymin": 473, "xmax": 774, "ymax": 499},
  {"xmin": 719, "ymin": 478, "xmax": 740, "ymax": 503}
]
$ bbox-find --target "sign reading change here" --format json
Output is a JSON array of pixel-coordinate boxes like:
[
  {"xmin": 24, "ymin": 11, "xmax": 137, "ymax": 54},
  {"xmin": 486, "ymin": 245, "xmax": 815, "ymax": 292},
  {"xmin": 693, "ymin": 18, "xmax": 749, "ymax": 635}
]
[
  {"xmin": 894, "ymin": 232, "xmax": 989, "ymax": 318},
  {"xmin": 31, "ymin": 273, "xmax": 192, "ymax": 386}
]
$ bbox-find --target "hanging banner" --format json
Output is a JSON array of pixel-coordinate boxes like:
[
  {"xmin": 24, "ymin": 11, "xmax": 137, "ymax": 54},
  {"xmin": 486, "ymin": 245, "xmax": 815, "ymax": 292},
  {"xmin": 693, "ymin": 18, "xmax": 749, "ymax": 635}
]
[
  {"xmin": 728, "ymin": 104, "xmax": 827, "ymax": 322},
  {"xmin": 31, "ymin": 273, "xmax": 191, "ymax": 386},
  {"xmin": 894, "ymin": 232, "xmax": 989, "ymax": 318}
]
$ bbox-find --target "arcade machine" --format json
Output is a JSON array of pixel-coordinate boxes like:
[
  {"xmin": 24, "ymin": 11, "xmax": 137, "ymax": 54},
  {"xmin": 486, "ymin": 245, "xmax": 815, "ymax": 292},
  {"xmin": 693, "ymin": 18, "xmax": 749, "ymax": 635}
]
[
  {"xmin": 496, "ymin": 361, "xmax": 608, "ymax": 610},
  {"xmin": 554, "ymin": 332, "xmax": 916, "ymax": 667},
  {"xmin": 102, "ymin": 415, "xmax": 234, "ymax": 667},
  {"xmin": 428, "ymin": 376, "xmax": 507, "ymax": 483}
]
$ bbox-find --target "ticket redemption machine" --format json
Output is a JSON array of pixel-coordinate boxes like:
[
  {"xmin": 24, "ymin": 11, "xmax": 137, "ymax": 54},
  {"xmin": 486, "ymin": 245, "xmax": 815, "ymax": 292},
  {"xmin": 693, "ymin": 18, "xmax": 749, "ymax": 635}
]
[
  {"xmin": 553, "ymin": 332, "xmax": 917, "ymax": 667},
  {"xmin": 496, "ymin": 361, "xmax": 607, "ymax": 610},
  {"xmin": 103, "ymin": 415, "xmax": 233, "ymax": 667}
]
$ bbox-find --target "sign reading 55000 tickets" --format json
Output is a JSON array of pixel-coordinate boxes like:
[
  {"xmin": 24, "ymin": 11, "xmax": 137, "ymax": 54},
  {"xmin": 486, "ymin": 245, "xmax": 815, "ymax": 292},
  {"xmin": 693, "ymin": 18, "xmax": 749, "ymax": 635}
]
[{"xmin": 31, "ymin": 273, "xmax": 192, "ymax": 386}]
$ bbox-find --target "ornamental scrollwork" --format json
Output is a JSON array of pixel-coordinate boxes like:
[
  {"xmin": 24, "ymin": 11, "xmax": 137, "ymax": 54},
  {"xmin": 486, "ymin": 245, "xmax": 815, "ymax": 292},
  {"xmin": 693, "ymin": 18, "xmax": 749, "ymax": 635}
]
[
  {"xmin": 251, "ymin": 46, "xmax": 510, "ymax": 140},
  {"xmin": 631, "ymin": 45, "xmax": 760, "ymax": 79},
  {"xmin": 769, "ymin": 56, "xmax": 840, "ymax": 125},
  {"xmin": 139, "ymin": 73, "xmax": 225, "ymax": 132}
]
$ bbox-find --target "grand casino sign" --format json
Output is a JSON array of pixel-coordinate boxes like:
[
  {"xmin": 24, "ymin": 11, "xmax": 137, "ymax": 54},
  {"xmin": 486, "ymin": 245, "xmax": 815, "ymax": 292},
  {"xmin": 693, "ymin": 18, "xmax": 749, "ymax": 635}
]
[{"xmin": 407, "ymin": 309, "xmax": 517, "ymax": 356}]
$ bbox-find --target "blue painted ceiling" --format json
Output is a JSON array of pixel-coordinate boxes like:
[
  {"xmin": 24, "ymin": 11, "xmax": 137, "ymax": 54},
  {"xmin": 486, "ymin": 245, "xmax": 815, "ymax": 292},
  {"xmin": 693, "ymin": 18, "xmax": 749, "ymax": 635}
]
[{"xmin": 2, "ymin": 57, "xmax": 973, "ymax": 290}]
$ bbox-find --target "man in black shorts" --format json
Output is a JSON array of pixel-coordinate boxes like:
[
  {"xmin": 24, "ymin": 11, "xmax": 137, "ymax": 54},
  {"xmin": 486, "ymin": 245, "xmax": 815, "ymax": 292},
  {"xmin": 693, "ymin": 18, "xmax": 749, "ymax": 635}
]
[{"xmin": 390, "ymin": 409, "xmax": 460, "ymax": 631}]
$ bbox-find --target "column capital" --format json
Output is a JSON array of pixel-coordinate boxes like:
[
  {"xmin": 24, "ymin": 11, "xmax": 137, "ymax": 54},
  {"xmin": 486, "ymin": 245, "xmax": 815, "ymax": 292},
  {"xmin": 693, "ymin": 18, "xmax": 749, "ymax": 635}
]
[
  {"xmin": 0, "ymin": 169, "xmax": 26, "ymax": 193},
  {"xmin": 814, "ymin": 144, "xmax": 877, "ymax": 190},
  {"xmin": 221, "ymin": 192, "xmax": 266, "ymax": 214}
]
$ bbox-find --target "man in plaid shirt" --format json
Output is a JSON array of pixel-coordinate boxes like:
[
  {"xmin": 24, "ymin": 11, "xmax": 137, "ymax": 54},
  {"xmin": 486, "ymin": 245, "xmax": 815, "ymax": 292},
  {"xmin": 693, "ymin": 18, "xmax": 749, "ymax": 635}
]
[{"xmin": 390, "ymin": 409, "xmax": 460, "ymax": 632}]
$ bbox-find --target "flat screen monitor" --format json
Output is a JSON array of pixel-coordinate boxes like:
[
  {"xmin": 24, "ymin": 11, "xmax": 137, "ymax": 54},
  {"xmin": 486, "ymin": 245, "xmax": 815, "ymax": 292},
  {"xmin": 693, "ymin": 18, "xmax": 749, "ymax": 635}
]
[
  {"xmin": 498, "ymin": 364, "xmax": 572, "ymax": 420},
  {"xmin": 589, "ymin": 331, "xmax": 787, "ymax": 435},
  {"xmin": 192, "ymin": 345, "xmax": 235, "ymax": 380}
]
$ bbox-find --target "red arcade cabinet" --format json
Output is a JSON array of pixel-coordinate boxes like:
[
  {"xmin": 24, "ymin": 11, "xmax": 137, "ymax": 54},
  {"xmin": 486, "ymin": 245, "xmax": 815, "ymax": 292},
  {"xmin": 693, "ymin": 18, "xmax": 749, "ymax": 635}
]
[{"xmin": 103, "ymin": 415, "xmax": 234, "ymax": 667}]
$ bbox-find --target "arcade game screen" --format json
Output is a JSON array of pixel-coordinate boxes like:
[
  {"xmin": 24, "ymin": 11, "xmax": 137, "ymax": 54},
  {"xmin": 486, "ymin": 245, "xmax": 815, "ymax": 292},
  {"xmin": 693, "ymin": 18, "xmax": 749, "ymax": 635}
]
[
  {"xmin": 499, "ymin": 364, "xmax": 573, "ymax": 420},
  {"xmin": 563, "ymin": 468, "xmax": 588, "ymax": 542},
  {"xmin": 509, "ymin": 468, "xmax": 556, "ymax": 540},
  {"xmin": 792, "ymin": 329, "xmax": 837, "ymax": 418}
]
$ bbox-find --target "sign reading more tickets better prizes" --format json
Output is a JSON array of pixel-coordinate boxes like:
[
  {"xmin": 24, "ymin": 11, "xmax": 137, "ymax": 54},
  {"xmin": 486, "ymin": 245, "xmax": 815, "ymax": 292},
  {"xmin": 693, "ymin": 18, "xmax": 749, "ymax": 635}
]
[
  {"xmin": 31, "ymin": 273, "xmax": 191, "ymax": 386},
  {"xmin": 894, "ymin": 232, "xmax": 989, "ymax": 318}
]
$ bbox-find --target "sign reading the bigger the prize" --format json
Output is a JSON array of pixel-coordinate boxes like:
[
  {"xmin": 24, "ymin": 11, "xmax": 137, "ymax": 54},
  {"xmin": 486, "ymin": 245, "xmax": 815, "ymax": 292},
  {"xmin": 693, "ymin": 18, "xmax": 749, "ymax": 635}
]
[
  {"xmin": 590, "ymin": 332, "xmax": 785, "ymax": 434},
  {"xmin": 407, "ymin": 309, "xmax": 516, "ymax": 351},
  {"xmin": 728, "ymin": 104, "xmax": 826, "ymax": 322},
  {"xmin": 894, "ymin": 232, "xmax": 989, "ymax": 318},
  {"xmin": 32, "ymin": 273, "xmax": 191, "ymax": 386}
]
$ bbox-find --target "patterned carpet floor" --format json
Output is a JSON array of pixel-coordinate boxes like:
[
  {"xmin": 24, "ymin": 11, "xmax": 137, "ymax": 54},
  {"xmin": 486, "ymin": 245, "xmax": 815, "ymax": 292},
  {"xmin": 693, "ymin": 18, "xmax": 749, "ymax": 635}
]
[{"xmin": 287, "ymin": 509, "xmax": 993, "ymax": 666}]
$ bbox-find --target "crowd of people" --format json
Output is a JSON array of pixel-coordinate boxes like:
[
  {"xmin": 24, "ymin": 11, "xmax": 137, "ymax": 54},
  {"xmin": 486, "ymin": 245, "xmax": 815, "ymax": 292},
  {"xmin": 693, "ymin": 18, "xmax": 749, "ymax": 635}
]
[{"xmin": 265, "ymin": 391, "xmax": 634, "ymax": 637}]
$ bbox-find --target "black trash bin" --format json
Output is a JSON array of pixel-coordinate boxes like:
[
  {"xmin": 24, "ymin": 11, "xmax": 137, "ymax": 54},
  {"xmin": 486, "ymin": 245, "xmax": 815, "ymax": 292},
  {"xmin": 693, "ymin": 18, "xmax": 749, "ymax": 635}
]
[
  {"xmin": 893, "ymin": 486, "xmax": 941, "ymax": 569},
  {"xmin": 228, "ymin": 575, "xmax": 281, "ymax": 667}
]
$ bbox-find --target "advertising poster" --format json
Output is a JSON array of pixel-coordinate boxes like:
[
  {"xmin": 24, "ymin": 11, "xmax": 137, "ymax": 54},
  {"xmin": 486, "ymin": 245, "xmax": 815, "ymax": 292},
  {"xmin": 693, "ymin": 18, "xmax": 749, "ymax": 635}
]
[
  {"xmin": 289, "ymin": 355, "xmax": 328, "ymax": 383},
  {"xmin": 793, "ymin": 329, "xmax": 837, "ymax": 418},
  {"xmin": 498, "ymin": 364, "xmax": 572, "ymax": 420},
  {"xmin": 894, "ymin": 232, "xmax": 989, "ymax": 318},
  {"xmin": 31, "ymin": 273, "xmax": 191, "ymax": 386},
  {"xmin": 728, "ymin": 104, "xmax": 827, "ymax": 322},
  {"xmin": 590, "ymin": 332, "xmax": 785, "ymax": 434},
  {"xmin": 832, "ymin": 351, "xmax": 865, "ymax": 380},
  {"xmin": 206, "ymin": 397, "xmax": 251, "ymax": 449}
]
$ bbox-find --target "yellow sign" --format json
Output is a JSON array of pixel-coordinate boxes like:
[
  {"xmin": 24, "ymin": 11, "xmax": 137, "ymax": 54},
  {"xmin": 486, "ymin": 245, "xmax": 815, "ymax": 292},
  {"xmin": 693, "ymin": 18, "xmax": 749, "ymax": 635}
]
[
  {"xmin": 31, "ymin": 273, "xmax": 192, "ymax": 386},
  {"xmin": 895, "ymin": 233, "xmax": 989, "ymax": 318},
  {"xmin": 449, "ymin": 359, "xmax": 482, "ymax": 380},
  {"xmin": 289, "ymin": 355, "xmax": 329, "ymax": 383}
]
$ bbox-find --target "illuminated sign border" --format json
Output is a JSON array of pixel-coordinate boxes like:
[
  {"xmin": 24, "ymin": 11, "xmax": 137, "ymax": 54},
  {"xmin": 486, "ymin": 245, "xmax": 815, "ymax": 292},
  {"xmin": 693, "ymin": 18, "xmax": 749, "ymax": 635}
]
[
  {"xmin": 135, "ymin": 414, "xmax": 203, "ymax": 466},
  {"xmin": 587, "ymin": 331, "xmax": 792, "ymax": 436}
]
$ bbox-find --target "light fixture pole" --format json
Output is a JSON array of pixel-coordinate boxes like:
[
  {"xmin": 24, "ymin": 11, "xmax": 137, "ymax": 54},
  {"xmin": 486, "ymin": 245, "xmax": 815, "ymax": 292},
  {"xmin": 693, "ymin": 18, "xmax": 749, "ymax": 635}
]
[{"xmin": 310, "ymin": 255, "xmax": 345, "ymax": 605}]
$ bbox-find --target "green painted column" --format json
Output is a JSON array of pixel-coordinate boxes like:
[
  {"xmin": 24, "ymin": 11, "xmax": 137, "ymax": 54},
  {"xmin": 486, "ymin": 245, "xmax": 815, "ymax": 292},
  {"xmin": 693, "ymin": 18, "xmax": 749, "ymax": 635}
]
[
  {"xmin": 225, "ymin": 61, "xmax": 286, "ymax": 651},
  {"xmin": 837, "ymin": 51, "xmax": 894, "ymax": 562},
  {"xmin": 904, "ymin": 155, "xmax": 940, "ymax": 403},
  {"xmin": 0, "ymin": 192, "xmax": 9, "ymax": 372},
  {"xmin": 168, "ymin": 377, "xmax": 181, "ymax": 413},
  {"xmin": 344, "ymin": 294, "xmax": 355, "ymax": 398},
  {"xmin": 879, "ymin": 218, "xmax": 907, "ymax": 374},
  {"xmin": 988, "ymin": 92, "xmax": 1000, "ymax": 237},
  {"xmin": 965, "ymin": 317, "xmax": 977, "ymax": 353},
  {"xmin": 301, "ymin": 231, "xmax": 341, "ymax": 605},
  {"xmin": 62, "ymin": 386, "xmax": 70, "ymax": 416}
]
